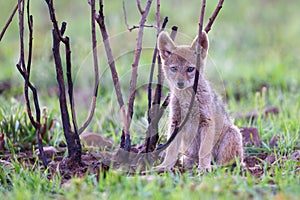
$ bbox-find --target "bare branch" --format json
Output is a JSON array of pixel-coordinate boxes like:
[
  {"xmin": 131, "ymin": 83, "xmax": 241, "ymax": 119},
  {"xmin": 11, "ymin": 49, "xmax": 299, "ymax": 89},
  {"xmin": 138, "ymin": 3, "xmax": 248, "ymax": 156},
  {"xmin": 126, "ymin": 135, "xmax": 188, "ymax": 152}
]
[
  {"xmin": 126, "ymin": 0, "xmax": 154, "ymax": 151},
  {"xmin": 204, "ymin": 0, "xmax": 224, "ymax": 33},
  {"xmin": 45, "ymin": 0, "xmax": 82, "ymax": 162},
  {"xmin": 52, "ymin": 27, "xmax": 82, "ymax": 162},
  {"xmin": 147, "ymin": 16, "xmax": 168, "ymax": 123},
  {"xmin": 17, "ymin": 0, "xmax": 33, "ymax": 125},
  {"xmin": 96, "ymin": 0, "xmax": 128, "ymax": 148},
  {"xmin": 0, "ymin": 0, "xmax": 23, "ymax": 41},
  {"xmin": 127, "ymin": 24, "xmax": 157, "ymax": 32},
  {"xmin": 18, "ymin": 0, "xmax": 25, "ymax": 72},
  {"xmin": 65, "ymin": 36, "xmax": 79, "ymax": 135},
  {"xmin": 122, "ymin": 0, "xmax": 131, "ymax": 30},
  {"xmin": 156, "ymin": 0, "xmax": 161, "ymax": 29},
  {"xmin": 15, "ymin": 0, "xmax": 47, "ymax": 167},
  {"xmin": 26, "ymin": 7, "xmax": 33, "ymax": 73},
  {"xmin": 78, "ymin": 0, "xmax": 99, "ymax": 134},
  {"xmin": 145, "ymin": 24, "xmax": 177, "ymax": 152},
  {"xmin": 145, "ymin": 16, "xmax": 168, "ymax": 152},
  {"xmin": 45, "ymin": 0, "xmax": 66, "ymax": 43}
]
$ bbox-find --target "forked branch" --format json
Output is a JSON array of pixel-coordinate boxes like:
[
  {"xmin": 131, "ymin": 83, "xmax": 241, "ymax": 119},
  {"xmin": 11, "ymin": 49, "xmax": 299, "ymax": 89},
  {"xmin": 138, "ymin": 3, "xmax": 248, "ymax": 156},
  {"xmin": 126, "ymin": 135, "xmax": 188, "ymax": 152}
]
[
  {"xmin": 126, "ymin": 0, "xmax": 154, "ymax": 151},
  {"xmin": 123, "ymin": 0, "xmax": 156, "ymax": 32},
  {"xmin": 136, "ymin": 0, "xmax": 145, "ymax": 14},
  {"xmin": 45, "ymin": 0, "xmax": 82, "ymax": 162},
  {"xmin": 15, "ymin": 0, "xmax": 47, "ymax": 167}
]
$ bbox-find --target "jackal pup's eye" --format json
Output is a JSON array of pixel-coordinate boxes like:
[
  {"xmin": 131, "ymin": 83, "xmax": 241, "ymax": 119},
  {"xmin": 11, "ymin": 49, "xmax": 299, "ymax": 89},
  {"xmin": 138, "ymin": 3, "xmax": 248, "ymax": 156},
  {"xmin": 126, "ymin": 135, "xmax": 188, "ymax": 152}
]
[
  {"xmin": 170, "ymin": 66, "xmax": 177, "ymax": 72},
  {"xmin": 187, "ymin": 67, "xmax": 195, "ymax": 73}
]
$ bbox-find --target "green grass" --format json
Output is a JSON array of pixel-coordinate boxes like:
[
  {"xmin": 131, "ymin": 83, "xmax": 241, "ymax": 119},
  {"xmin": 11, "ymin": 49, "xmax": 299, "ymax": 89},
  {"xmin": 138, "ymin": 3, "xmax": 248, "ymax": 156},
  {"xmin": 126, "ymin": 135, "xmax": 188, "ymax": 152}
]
[
  {"xmin": 1, "ymin": 0, "xmax": 300, "ymax": 199},
  {"xmin": 0, "ymin": 163, "xmax": 299, "ymax": 200}
]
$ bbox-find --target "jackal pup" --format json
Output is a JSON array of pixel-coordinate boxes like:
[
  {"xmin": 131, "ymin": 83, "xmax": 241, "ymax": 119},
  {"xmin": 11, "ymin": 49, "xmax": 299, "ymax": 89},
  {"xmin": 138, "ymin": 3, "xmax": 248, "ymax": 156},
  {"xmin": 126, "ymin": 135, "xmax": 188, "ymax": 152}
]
[{"xmin": 157, "ymin": 31, "xmax": 243, "ymax": 169}]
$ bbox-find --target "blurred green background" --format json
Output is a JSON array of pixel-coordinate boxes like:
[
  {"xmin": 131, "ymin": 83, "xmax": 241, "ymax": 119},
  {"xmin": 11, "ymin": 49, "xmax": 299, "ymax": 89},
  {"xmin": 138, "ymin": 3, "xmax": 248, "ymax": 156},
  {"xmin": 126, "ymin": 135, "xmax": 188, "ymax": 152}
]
[
  {"xmin": 0, "ymin": 1, "xmax": 300, "ymax": 199},
  {"xmin": 0, "ymin": 0, "xmax": 300, "ymax": 199},
  {"xmin": 0, "ymin": 0, "xmax": 299, "ymax": 139}
]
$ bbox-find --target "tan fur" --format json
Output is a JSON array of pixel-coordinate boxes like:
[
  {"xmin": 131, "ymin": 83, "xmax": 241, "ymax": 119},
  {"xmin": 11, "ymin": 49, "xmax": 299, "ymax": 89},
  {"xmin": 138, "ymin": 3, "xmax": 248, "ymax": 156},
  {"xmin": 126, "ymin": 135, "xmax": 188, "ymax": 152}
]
[{"xmin": 157, "ymin": 31, "xmax": 243, "ymax": 169}]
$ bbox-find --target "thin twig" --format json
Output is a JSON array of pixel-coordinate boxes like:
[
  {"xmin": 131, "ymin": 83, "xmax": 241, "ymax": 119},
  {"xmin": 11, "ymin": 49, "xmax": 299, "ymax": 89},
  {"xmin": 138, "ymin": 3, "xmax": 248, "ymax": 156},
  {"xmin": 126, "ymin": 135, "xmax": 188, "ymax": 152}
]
[
  {"xmin": 122, "ymin": 0, "xmax": 130, "ymax": 31},
  {"xmin": 204, "ymin": 0, "xmax": 224, "ymax": 33},
  {"xmin": 16, "ymin": 65, "xmax": 37, "ymax": 127},
  {"xmin": 126, "ymin": 0, "xmax": 154, "ymax": 151},
  {"xmin": 145, "ymin": 16, "xmax": 168, "ymax": 153},
  {"xmin": 136, "ymin": 0, "xmax": 145, "ymax": 14},
  {"xmin": 147, "ymin": 16, "xmax": 168, "ymax": 123},
  {"xmin": 65, "ymin": 36, "xmax": 79, "ymax": 135},
  {"xmin": 0, "ymin": 0, "xmax": 23, "ymax": 41},
  {"xmin": 15, "ymin": 0, "xmax": 47, "ymax": 167},
  {"xmin": 45, "ymin": 0, "xmax": 66, "ymax": 43},
  {"xmin": 145, "ymin": 0, "xmax": 162, "ymax": 151},
  {"xmin": 123, "ymin": 0, "xmax": 155, "ymax": 32},
  {"xmin": 18, "ymin": 0, "xmax": 35, "ymax": 127},
  {"xmin": 127, "ymin": 24, "xmax": 157, "ymax": 32},
  {"xmin": 156, "ymin": 0, "xmax": 160, "ymax": 30},
  {"xmin": 96, "ymin": 0, "xmax": 128, "ymax": 148},
  {"xmin": 145, "ymin": 92, "xmax": 170, "ymax": 153},
  {"xmin": 18, "ymin": 0, "xmax": 25, "ymax": 72},
  {"xmin": 145, "ymin": 24, "xmax": 176, "ymax": 152},
  {"xmin": 25, "ymin": 0, "xmax": 39, "ymax": 128},
  {"xmin": 78, "ymin": 0, "xmax": 99, "ymax": 134},
  {"xmin": 26, "ymin": 8, "xmax": 32, "ymax": 74}
]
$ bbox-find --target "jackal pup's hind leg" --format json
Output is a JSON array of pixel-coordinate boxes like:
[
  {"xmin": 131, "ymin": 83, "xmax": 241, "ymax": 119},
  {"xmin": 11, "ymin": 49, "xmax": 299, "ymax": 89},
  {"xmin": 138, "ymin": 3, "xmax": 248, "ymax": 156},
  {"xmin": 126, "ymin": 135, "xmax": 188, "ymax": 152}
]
[{"xmin": 215, "ymin": 126, "xmax": 244, "ymax": 166}]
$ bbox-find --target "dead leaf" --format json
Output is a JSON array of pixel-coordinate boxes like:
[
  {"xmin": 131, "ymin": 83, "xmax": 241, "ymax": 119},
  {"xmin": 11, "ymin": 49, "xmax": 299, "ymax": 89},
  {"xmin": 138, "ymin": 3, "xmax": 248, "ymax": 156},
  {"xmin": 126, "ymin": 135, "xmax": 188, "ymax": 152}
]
[{"xmin": 240, "ymin": 127, "xmax": 261, "ymax": 147}]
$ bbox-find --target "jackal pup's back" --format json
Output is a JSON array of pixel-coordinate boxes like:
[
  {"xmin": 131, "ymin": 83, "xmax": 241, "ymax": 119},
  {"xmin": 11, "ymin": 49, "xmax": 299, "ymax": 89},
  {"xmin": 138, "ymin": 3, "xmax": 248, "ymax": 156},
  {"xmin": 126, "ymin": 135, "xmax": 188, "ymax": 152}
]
[{"xmin": 157, "ymin": 31, "xmax": 243, "ymax": 169}]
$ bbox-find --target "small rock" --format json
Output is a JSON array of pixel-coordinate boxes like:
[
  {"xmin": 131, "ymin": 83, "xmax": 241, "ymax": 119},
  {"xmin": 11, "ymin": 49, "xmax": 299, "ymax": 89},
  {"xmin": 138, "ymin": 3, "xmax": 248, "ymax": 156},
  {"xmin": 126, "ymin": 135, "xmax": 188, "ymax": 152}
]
[
  {"xmin": 80, "ymin": 132, "xmax": 113, "ymax": 149},
  {"xmin": 35, "ymin": 146, "xmax": 58, "ymax": 158},
  {"xmin": 240, "ymin": 127, "xmax": 261, "ymax": 147},
  {"xmin": 263, "ymin": 106, "xmax": 279, "ymax": 116},
  {"xmin": 235, "ymin": 105, "xmax": 279, "ymax": 122}
]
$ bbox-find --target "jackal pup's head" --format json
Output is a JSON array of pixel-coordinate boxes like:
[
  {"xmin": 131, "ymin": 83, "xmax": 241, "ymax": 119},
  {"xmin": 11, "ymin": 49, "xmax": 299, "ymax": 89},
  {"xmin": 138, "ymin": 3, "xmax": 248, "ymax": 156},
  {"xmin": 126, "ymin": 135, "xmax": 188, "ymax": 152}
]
[{"xmin": 158, "ymin": 31, "xmax": 209, "ymax": 90}]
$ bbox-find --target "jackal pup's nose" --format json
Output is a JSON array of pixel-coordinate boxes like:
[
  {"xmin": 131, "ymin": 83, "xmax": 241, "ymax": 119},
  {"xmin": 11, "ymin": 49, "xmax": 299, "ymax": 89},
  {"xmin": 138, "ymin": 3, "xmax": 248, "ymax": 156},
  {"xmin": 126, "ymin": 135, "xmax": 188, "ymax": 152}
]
[{"xmin": 177, "ymin": 81, "xmax": 184, "ymax": 89}]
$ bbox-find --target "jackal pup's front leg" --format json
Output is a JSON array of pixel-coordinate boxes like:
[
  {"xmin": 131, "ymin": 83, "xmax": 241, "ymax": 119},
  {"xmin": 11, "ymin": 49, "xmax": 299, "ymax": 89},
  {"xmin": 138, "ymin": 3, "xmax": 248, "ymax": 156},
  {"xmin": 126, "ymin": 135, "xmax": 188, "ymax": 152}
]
[
  {"xmin": 155, "ymin": 96, "xmax": 181, "ymax": 169},
  {"xmin": 197, "ymin": 118, "xmax": 215, "ymax": 170}
]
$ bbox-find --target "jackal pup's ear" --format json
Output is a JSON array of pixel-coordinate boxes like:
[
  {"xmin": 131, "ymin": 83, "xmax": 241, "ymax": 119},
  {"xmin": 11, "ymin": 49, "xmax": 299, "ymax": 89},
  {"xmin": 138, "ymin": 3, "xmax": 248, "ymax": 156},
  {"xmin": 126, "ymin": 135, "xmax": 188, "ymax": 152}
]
[
  {"xmin": 158, "ymin": 31, "xmax": 176, "ymax": 60},
  {"xmin": 191, "ymin": 31, "xmax": 209, "ymax": 58}
]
